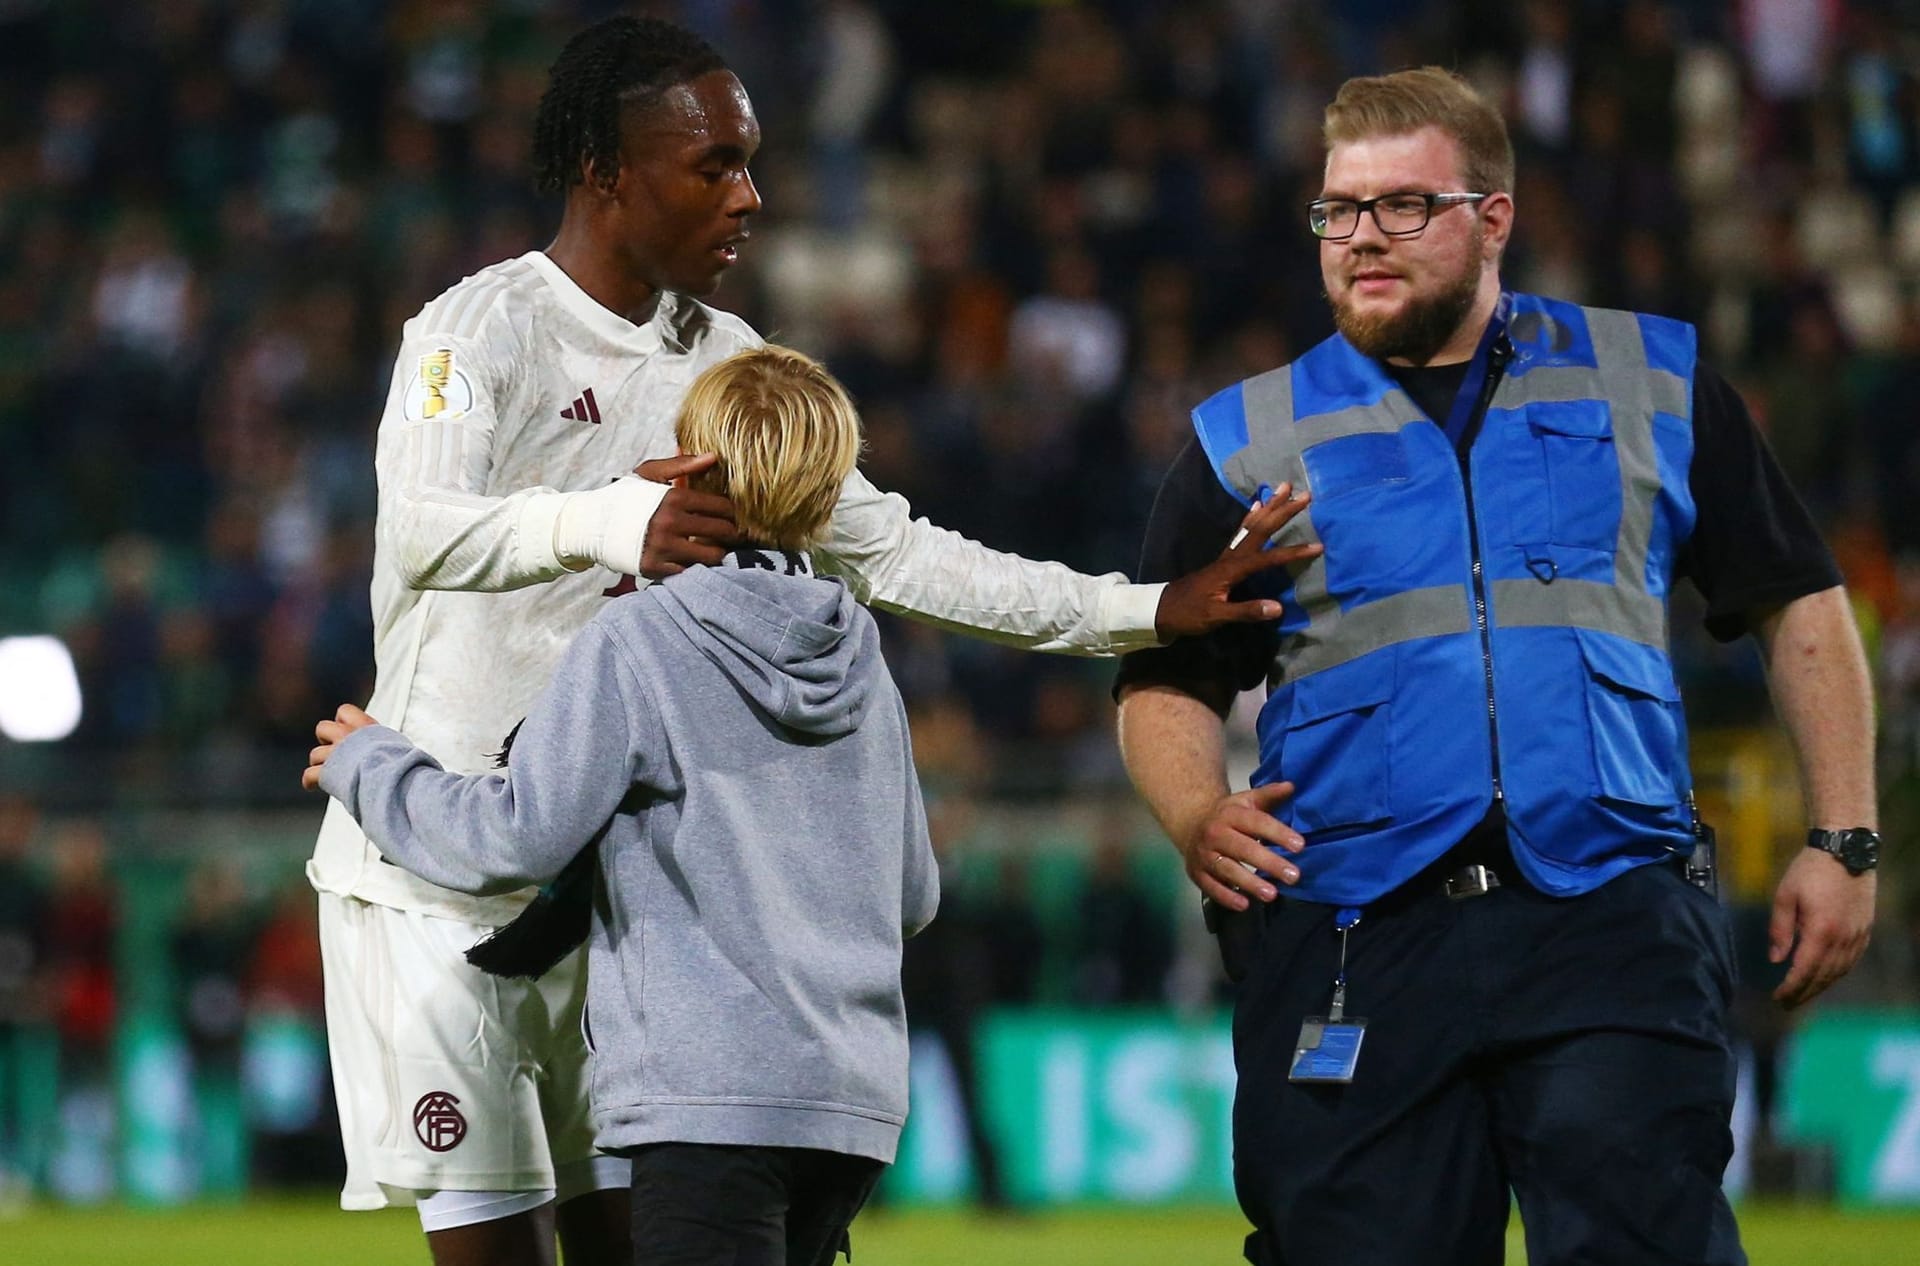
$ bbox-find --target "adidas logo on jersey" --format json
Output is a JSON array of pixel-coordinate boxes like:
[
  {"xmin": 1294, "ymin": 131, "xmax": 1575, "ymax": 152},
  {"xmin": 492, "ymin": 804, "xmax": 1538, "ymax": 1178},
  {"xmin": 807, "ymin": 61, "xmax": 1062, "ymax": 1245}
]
[{"xmin": 560, "ymin": 387, "xmax": 601, "ymax": 424}]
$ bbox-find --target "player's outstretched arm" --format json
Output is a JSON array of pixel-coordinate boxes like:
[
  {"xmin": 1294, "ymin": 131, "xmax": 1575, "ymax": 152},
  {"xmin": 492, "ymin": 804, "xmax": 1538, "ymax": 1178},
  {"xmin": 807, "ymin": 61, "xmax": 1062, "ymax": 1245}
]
[
  {"xmin": 1155, "ymin": 491, "xmax": 1318, "ymax": 638},
  {"xmin": 811, "ymin": 473, "xmax": 1315, "ymax": 656},
  {"xmin": 305, "ymin": 622, "xmax": 658, "ymax": 895}
]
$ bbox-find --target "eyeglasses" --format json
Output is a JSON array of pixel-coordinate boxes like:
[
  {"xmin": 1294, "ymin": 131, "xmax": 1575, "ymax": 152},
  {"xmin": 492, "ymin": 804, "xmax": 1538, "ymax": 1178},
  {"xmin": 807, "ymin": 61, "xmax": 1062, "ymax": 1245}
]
[{"xmin": 1307, "ymin": 192, "xmax": 1489, "ymax": 240}]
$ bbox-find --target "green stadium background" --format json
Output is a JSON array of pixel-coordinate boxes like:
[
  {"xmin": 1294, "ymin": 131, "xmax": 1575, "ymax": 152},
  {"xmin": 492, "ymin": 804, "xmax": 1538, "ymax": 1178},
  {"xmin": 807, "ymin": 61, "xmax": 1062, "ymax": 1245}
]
[{"xmin": 1, "ymin": 1, "xmax": 1917, "ymax": 1261}]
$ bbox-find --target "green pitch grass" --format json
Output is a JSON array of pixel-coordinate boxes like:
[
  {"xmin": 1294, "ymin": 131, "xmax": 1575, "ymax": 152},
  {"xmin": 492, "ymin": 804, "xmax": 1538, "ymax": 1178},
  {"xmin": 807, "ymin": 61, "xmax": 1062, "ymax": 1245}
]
[{"xmin": 5, "ymin": 1198, "xmax": 1918, "ymax": 1264}]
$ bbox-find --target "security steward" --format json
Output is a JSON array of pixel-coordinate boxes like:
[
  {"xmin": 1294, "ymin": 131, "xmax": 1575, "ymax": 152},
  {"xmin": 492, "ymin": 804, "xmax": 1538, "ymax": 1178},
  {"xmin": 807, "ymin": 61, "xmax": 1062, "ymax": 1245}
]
[{"xmin": 1115, "ymin": 68, "xmax": 1879, "ymax": 1266}]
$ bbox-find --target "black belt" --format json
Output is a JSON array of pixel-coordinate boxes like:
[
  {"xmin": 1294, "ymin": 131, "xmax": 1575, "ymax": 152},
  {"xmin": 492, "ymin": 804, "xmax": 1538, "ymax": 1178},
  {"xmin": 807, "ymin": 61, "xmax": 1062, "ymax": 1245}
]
[
  {"xmin": 1441, "ymin": 862, "xmax": 1503, "ymax": 899},
  {"xmin": 1437, "ymin": 848, "xmax": 1714, "ymax": 901},
  {"xmin": 1210, "ymin": 837, "xmax": 1713, "ymax": 982},
  {"xmin": 1417, "ymin": 813, "xmax": 1517, "ymax": 904}
]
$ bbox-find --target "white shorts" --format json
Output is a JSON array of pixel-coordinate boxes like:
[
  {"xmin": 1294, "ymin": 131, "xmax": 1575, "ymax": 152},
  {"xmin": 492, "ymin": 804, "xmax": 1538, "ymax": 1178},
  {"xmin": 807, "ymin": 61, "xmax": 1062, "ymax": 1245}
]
[{"xmin": 318, "ymin": 893, "xmax": 624, "ymax": 1210}]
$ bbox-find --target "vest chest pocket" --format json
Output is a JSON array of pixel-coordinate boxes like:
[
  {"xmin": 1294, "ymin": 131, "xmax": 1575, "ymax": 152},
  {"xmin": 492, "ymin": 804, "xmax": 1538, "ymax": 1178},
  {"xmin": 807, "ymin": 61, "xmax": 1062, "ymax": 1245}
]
[
  {"xmin": 1279, "ymin": 661, "xmax": 1395, "ymax": 835},
  {"xmin": 1302, "ymin": 430, "xmax": 1409, "ymax": 499},
  {"xmin": 1528, "ymin": 406, "xmax": 1622, "ymax": 551},
  {"xmin": 1577, "ymin": 630, "xmax": 1686, "ymax": 808}
]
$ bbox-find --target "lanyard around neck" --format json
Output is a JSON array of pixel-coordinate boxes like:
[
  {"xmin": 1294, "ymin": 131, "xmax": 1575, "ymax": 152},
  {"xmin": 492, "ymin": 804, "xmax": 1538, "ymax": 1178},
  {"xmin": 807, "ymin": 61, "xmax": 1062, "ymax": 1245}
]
[{"xmin": 1436, "ymin": 291, "xmax": 1513, "ymax": 452}]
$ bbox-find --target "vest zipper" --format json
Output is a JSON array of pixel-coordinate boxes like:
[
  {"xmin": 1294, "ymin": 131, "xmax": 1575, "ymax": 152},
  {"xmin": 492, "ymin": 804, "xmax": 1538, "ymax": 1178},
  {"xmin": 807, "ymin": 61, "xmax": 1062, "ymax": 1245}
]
[{"xmin": 1455, "ymin": 337, "xmax": 1513, "ymax": 803}]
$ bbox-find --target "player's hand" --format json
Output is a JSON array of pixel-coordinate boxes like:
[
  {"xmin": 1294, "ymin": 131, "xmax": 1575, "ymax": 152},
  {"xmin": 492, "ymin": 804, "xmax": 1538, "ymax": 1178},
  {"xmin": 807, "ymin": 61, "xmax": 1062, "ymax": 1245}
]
[
  {"xmin": 635, "ymin": 453, "xmax": 739, "ymax": 579},
  {"xmin": 303, "ymin": 704, "xmax": 380, "ymax": 791},
  {"xmin": 1768, "ymin": 848, "xmax": 1876, "ymax": 1009},
  {"xmin": 1154, "ymin": 486, "xmax": 1320, "ymax": 640},
  {"xmin": 1179, "ymin": 781, "xmax": 1306, "ymax": 911}
]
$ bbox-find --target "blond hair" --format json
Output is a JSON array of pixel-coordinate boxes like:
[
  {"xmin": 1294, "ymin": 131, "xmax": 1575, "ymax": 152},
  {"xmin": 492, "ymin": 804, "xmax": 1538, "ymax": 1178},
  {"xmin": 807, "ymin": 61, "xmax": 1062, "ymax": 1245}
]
[
  {"xmin": 673, "ymin": 346, "xmax": 863, "ymax": 551},
  {"xmin": 1324, "ymin": 67, "xmax": 1514, "ymax": 195}
]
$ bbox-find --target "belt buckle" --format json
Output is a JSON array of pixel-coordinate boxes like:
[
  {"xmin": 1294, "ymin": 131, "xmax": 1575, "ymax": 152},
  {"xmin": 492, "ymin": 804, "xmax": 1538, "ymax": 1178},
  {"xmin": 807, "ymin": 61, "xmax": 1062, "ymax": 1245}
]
[{"xmin": 1444, "ymin": 863, "xmax": 1500, "ymax": 900}]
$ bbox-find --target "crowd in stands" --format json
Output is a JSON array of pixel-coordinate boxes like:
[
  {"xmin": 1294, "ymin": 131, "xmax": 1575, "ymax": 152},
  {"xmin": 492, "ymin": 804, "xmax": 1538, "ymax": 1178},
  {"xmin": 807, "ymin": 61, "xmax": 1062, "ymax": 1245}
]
[
  {"xmin": 2, "ymin": 0, "xmax": 1920, "ymax": 1195},
  {"xmin": 1, "ymin": 0, "xmax": 1917, "ymax": 796},
  {"xmin": 0, "ymin": 791, "xmax": 337, "ymax": 1198}
]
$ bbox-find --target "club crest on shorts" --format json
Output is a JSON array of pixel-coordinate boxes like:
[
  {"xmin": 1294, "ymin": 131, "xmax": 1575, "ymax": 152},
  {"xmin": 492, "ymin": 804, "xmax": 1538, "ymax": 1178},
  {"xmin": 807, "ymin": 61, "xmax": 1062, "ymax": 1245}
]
[
  {"xmin": 404, "ymin": 348, "xmax": 474, "ymax": 421},
  {"xmin": 413, "ymin": 1091, "xmax": 468, "ymax": 1152}
]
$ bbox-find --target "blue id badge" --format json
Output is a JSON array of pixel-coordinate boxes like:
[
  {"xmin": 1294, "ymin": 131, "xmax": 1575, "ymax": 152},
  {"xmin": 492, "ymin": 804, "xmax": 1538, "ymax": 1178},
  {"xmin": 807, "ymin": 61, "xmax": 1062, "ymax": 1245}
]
[
  {"xmin": 1289, "ymin": 907, "xmax": 1366, "ymax": 1085},
  {"xmin": 1290, "ymin": 1015, "xmax": 1367, "ymax": 1083}
]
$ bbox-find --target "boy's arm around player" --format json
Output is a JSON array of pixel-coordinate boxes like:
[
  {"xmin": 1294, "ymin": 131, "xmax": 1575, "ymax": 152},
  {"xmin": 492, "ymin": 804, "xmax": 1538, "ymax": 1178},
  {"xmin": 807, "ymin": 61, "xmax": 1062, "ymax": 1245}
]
[{"xmin": 305, "ymin": 614, "xmax": 665, "ymax": 895}]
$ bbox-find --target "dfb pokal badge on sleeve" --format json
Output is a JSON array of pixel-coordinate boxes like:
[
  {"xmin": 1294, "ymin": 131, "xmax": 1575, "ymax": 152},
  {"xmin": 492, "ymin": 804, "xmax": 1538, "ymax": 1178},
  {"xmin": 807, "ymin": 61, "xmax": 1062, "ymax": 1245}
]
[{"xmin": 405, "ymin": 348, "xmax": 474, "ymax": 422}]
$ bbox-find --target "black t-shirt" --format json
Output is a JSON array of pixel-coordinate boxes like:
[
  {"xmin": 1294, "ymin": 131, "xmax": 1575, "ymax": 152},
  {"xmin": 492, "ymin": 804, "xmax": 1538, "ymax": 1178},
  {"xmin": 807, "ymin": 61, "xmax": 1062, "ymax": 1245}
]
[{"xmin": 1115, "ymin": 359, "xmax": 1842, "ymax": 712}]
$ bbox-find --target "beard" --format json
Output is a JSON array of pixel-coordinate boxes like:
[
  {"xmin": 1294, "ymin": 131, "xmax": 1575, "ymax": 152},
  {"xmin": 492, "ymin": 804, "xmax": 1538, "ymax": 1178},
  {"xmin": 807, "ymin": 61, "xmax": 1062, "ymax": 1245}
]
[{"xmin": 1330, "ymin": 236, "xmax": 1484, "ymax": 364}]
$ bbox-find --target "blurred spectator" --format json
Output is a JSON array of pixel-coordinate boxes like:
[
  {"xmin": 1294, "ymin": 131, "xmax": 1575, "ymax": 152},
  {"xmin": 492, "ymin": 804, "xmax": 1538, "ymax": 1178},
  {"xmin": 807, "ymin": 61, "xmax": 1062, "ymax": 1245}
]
[
  {"xmin": 245, "ymin": 882, "xmax": 340, "ymax": 1189},
  {"xmin": 248, "ymin": 882, "xmax": 324, "ymax": 1020},
  {"xmin": 41, "ymin": 819, "xmax": 117, "ymax": 1083},
  {"xmin": 1075, "ymin": 818, "xmax": 1174, "ymax": 1006},
  {"xmin": 1008, "ymin": 246, "xmax": 1127, "ymax": 402},
  {"xmin": 1836, "ymin": 7, "xmax": 1918, "ymax": 218},
  {"xmin": 171, "ymin": 858, "xmax": 255, "ymax": 1078},
  {"xmin": 67, "ymin": 535, "xmax": 168, "ymax": 748},
  {"xmin": 1903, "ymin": 888, "xmax": 1920, "ymax": 1007},
  {"xmin": 808, "ymin": 0, "xmax": 893, "ymax": 231},
  {"xmin": 983, "ymin": 853, "xmax": 1047, "ymax": 1006},
  {"xmin": 158, "ymin": 608, "xmax": 233, "ymax": 745},
  {"xmin": 1613, "ymin": 0, "xmax": 1680, "ymax": 168},
  {"xmin": 171, "ymin": 857, "xmax": 258, "ymax": 1193},
  {"xmin": 1739, "ymin": 0, "xmax": 1837, "ymax": 160},
  {"xmin": 196, "ymin": 500, "xmax": 278, "ymax": 692},
  {"xmin": 1728, "ymin": 901, "xmax": 1796, "ymax": 1145},
  {"xmin": 89, "ymin": 210, "xmax": 200, "ymax": 366},
  {"xmin": 1512, "ymin": 0, "xmax": 1575, "ymax": 155},
  {"xmin": 0, "ymin": 796, "xmax": 49, "ymax": 1199},
  {"xmin": 1884, "ymin": 558, "xmax": 1920, "ymax": 705},
  {"xmin": 900, "ymin": 803, "xmax": 1010, "ymax": 1207},
  {"xmin": 1750, "ymin": 299, "xmax": 1854, "ymax": 511},
  {"xmin": 40, "ymin": 817, "xmax": 117, "ymax": 1203},
  {"xmin": 1863, "ymin": 311, "xmax": 1920, "ymax": 555}
]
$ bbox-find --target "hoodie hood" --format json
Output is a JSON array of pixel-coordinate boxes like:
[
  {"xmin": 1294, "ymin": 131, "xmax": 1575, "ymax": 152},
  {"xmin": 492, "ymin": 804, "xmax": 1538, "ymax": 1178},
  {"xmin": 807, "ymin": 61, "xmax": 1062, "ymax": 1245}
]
[{"xmin": 650, "ymin": 563, "xmax": 872, "ymax": 737}]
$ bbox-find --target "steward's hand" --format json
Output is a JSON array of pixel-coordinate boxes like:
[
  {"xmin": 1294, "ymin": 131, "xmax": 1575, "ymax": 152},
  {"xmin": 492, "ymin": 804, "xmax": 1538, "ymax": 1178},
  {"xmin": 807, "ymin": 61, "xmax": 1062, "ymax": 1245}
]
[
  {"xmin": 1180, "ymin": 781, "xmax": 1306, "ymax": 911},
  {"xmin": 635, "ymin": 453, "xmax": 739, "ymax": 579},
  {"xmin": 303, "ymin": 704, "xmax": 379, "ymax": 791},
  {"xmin": 1154, "ymin": 486, "xmax": 1320, "ymax": 640},
  {"xmin": 1768, "ymin": 848, "xmax": 1876, "ymax": 1008}
]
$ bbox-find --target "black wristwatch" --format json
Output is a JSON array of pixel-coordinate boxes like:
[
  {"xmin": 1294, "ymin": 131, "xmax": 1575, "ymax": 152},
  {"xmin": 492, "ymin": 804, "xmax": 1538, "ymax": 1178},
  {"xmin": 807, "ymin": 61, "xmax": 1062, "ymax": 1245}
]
[{"xmin": 1806, "ymin": 828, "xmax": 1880, "ymax": 876}]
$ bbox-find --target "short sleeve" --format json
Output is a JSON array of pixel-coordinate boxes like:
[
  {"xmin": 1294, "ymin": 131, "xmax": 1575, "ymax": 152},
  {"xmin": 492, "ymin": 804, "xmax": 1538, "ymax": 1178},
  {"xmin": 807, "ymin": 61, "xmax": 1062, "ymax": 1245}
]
[{"xmin": 1678, "ymin": 363, "xmax": 1843, "ymax": 641}]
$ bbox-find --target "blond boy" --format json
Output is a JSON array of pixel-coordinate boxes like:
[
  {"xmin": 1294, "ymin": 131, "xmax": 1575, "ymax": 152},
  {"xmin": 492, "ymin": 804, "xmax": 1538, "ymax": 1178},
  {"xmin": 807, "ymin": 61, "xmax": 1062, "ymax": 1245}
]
[{"xmin": 307, "ymin": 347, "xmax": 937, "ymax": 1266}]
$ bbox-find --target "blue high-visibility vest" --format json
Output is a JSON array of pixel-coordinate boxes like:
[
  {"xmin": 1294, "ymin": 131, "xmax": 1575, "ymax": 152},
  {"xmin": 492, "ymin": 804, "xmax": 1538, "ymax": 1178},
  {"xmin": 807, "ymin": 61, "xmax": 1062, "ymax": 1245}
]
[{"xmin": 1192, "ymin": 293, "xmax": 1699, "ymax": 904}]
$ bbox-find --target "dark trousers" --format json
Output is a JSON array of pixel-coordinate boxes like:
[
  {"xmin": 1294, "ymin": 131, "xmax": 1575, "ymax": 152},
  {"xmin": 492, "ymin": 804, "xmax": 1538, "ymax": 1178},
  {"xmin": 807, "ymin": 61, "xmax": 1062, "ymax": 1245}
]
[
  {"xmin": 627, "ymin": 1142, "xmax": 885, "ymax": 1266},
  {"xmin": 1233, "ymin": 859, "xmax": 1747, "ymax": 1266}
]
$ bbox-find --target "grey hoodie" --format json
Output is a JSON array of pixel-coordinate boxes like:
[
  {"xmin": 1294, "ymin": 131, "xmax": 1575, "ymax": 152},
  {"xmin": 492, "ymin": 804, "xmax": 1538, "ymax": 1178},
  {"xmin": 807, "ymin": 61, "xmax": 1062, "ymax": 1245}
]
[{"xmin": 319, "ymin": 557, "xmax": 938, "ymax": 1163}]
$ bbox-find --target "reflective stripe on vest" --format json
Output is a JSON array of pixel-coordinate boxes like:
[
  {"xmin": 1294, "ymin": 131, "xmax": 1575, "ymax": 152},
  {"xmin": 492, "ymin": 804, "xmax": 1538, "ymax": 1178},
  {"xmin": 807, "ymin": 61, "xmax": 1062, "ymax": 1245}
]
[
  {"xmin": 1216, "ymin": 301, "xmax": 1690, "ymax": 685},
  {"xmin": 1492, "ymin": 307, "xmax": 1687, "ymax": 648}
]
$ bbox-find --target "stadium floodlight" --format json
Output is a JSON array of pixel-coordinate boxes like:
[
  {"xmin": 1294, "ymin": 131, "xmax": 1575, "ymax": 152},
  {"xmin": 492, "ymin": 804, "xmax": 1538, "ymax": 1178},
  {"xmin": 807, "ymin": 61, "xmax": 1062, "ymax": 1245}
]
[{"xmin": 0, "ymin": 635, "xmax": 83, "ymax": 741}]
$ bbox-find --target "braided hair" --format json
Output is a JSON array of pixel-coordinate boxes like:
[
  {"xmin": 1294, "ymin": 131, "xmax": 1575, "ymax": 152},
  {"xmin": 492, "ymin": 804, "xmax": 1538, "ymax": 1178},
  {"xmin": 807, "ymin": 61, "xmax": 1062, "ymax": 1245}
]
[{"xmin": 532, "ymin": 16, "xmax": 728, "ymax": 195}]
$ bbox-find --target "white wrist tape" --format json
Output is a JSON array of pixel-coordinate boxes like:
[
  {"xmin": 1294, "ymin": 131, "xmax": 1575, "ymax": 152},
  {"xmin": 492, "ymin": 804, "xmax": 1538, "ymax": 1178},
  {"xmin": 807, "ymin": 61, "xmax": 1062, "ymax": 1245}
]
[{"xmin": 552, "ymin": 476, "xmax": 670, "ymax": 575}]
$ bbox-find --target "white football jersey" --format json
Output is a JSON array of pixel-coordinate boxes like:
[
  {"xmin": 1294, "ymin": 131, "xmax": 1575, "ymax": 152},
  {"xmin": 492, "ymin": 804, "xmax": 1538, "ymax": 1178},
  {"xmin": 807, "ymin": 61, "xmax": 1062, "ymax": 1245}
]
[{"xmin": 308, "ymin": 249, "xmax": 1163, "ymax": 920}]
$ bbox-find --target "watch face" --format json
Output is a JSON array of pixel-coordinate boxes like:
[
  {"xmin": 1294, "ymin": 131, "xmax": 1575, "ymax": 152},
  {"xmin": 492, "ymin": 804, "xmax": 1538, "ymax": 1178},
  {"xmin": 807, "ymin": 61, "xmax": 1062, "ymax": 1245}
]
[
  {"xmin": 1818, "ymin": 829, "xmax": 1880, "ymax": 873},
  {"xmin": 1840, "ymin": 831, "xmax": 1879, "ymax": 872}
]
